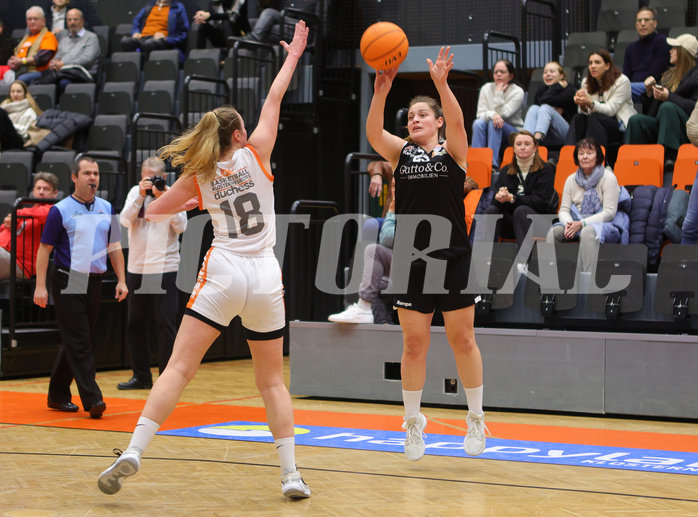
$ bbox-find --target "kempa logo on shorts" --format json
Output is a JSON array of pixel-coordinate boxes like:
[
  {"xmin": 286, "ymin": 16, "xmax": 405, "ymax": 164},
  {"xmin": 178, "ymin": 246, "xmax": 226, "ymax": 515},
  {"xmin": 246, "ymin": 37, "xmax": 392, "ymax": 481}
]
[{"xmin": 395, "ymin": 300, "xmax": 412, "ymax": 307}]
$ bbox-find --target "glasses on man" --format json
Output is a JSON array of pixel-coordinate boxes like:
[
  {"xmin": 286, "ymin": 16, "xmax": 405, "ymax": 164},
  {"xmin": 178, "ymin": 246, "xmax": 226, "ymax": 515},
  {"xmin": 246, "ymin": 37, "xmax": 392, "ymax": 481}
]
[{"xmin": 636, "ymin": 17, "xmax": 654, "ymax": 24}]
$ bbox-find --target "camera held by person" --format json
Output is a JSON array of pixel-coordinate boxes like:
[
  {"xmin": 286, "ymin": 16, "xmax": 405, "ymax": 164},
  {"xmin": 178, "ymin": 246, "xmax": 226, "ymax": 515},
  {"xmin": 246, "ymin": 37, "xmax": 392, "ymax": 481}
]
[{"xmin": 145, "ymin": 175, "xmax": 167, "ymax": 197}]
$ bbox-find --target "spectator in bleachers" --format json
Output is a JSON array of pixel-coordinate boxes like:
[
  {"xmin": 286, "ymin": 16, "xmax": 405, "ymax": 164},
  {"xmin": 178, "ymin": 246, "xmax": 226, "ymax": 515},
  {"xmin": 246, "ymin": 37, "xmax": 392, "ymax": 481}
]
[
  {"xmin": 681, "ymin": 102, "xmax": 698, "ymax": 244},
  {"xmin": 625, "ymin": 34, "xmax": 698, "ymax": 166},
  {"xmin": 0, "ymin": 19, "xmax": 14, "ymax": 65},
  {"xmin": 30, "ymin": 9, "xmax": 100, "ymax": 94},
  {"xmin": 523, "ymin": 61, "xmax": 576, "ymax": 147},
  {"xmin": 0, "ymin": 172, "xmax": 59, "ymax": 279},
  {"xmin": 7, "ymin": 6, "xmax": 58, "ymax": 85},
  {"xmin": 329, "ymin": 178, "xmax": 396, "ymax": 325},
  {"xmin": 242, "ymin": 0, "xmax": 317, "ymax": 45},
  {"xmin": 363, "ymin": 160, "xmax": 392, "ymax": 239},
  {"xmin": 547, "ymin": 138, "xmax": 621, "ymax": 272},
  {"xmin": 0, "ymin": 80, "xmax": 42, "ymax": 146},
  {"xmin": 46, "ymin": 0, "xmax": 70, "ymax": 38},
  {"xmin": 194, "ymin": 0, "xmax": 252, "ymax": 48},
  {"xmin": 565, "ymin": 50, "xmax": 636, "ymax": 149},
  {"xmin": 120, "ymin": 0, "xmax": 190, "ymax": 61},
  {"xmin": 472, "ymin": 59, "xmax": 524, "ymax": 171},
  {"xmin": 623, "ymin": 6, "xmax": 672, "ymax": 102},
  {"xmin": 484, "ymin": 131, "xmax": 557, "ymax": 249}
]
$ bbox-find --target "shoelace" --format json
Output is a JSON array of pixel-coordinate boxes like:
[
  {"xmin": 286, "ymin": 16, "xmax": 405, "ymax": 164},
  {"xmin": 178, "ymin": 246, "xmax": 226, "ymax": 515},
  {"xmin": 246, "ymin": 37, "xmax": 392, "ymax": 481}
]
[
  {"xmin": 468, "ymin": 418, "xmax": 491, "ymax": 440},
  {"xmin": 402, "ymin": 419, "xmax": 426, "ymax": 444},
  {"xmin": 112, "ymin": 448, "xmax": 123, "ymax": 457}
]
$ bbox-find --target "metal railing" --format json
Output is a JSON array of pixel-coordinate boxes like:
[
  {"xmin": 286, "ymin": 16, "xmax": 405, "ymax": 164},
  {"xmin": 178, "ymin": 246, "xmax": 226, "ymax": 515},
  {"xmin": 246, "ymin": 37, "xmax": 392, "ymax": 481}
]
[
  {"xmin": 180, "ymin": 75, "xmax": 230, "ymax": 131},
  {"xmin": 482, "ymin": 32, "xmax": 524, "ymax": 86},
  {"xmin": 522, "ymin": 0, "xmax": 561, "ymax": 80}
]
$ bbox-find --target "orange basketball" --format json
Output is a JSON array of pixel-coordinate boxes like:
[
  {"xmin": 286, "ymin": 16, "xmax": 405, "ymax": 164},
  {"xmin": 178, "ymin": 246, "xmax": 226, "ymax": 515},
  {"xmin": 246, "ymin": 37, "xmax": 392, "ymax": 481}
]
[{"xmin": 360, "ymin": 22, "xmax": 409, "ymax": 71}]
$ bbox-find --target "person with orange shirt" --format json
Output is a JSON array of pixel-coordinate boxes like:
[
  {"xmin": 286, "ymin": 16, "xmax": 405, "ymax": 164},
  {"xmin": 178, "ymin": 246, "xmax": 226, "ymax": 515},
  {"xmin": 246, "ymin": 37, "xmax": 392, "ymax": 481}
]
[
  {"xmin": 8, "ymin": 6, "xmax": 58, "ymax": 85},
  {"xmin": 120, "ymin": 0, "xmax": 189, "ymax": 61}
]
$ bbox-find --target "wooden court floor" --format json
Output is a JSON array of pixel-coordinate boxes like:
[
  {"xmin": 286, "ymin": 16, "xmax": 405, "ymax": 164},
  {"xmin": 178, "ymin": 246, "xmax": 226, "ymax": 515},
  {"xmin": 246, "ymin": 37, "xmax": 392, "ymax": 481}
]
[{"xmin": 2, "ymin": 358, "xmax": 698, "ymax": 516}]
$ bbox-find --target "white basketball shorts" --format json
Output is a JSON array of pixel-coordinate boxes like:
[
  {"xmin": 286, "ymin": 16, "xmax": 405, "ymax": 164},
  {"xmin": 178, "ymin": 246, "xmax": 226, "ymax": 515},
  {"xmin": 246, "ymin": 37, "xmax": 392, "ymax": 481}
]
[{"xmin": 186, "ymin": 247, "xmax": 285, "ymax": 335}]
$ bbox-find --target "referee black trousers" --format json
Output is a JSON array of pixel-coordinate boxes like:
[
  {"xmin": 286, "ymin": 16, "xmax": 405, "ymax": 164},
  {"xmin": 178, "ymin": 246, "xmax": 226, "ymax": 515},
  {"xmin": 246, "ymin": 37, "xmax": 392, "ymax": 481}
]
[{"xmin": 47, "ymin": 269, "xmax": 104, "ymax": 411}]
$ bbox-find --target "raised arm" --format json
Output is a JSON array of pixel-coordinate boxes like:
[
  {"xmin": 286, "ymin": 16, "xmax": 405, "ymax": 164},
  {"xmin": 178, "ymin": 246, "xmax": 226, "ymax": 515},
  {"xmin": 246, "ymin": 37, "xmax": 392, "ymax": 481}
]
[
  {"xmin": 146, "ymin": 176, "xmax": 199, "ymax": 223},
  {"xmin": 366, "ymin": 69, "xmax": 406, "ymax": 167},
  {"xmin": 248, "ymin": 21, "xmax": 309, "ymax": 166},
  {"xmin": 428, "ymin": 46, "xmax": 467, "ymax": 169}
]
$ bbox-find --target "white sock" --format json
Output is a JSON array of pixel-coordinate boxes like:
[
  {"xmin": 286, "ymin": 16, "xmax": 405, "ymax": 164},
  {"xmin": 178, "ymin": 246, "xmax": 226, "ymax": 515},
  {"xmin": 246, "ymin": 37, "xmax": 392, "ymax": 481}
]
[
  {"xmin": 402, "ymin": 389, "xmax": 423, "ymax": 420},
  {"xmin": 275, "ymin": 436, "xmax": 296, "ymax": 475},
  {"xmin": 357, "ymin": 298, "xmax": 371, "ymax": 311},
  {"xmin": 464, "ymin": 385, "xmax": 484, "ymax": 416},
  {"xmin": 127, "ymin": 416, "xmax": 160, "ymax": 455}
]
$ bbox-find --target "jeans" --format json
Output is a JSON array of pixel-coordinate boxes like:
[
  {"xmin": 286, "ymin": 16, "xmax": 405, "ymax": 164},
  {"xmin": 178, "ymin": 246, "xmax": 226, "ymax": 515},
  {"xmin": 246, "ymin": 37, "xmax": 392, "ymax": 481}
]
[
  {"xmin": 472, "ymin": 118, "xmax": 518, "ymax": 168},
  {"xmin": 681, "ymin": 169, "xmax": 698, "ymax": 244},
  {"xmin": 523, "ymin": 104, "xmax": 570, "ymax": 146},
  {"xmin": 16, "ymin": 71, "xmax": 42, "ymax": 85},
  {"xmin": 358, "ymin": 243, "xmax": 392, "ymax": 303},
  {"xmin": 630, "ymin": 82, "xmax": 646, "ymax": 103}
]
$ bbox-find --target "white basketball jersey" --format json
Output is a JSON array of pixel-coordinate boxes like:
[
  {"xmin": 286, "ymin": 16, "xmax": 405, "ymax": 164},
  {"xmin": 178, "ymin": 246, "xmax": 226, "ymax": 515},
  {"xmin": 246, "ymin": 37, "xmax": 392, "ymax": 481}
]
[{"xmin": 196, "ymin": 145, "xmax": 276, "ymax": 256}]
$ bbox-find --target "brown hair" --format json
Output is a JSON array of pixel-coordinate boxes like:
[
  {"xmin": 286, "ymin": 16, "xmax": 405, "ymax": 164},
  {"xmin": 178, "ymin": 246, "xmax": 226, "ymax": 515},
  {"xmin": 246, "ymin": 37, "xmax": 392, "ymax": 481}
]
[
  {"xmin": 159, "ymin": 106, "xmax": 242, "ymax": 183},
  {"xmin": 585, "ymin": 50, "xmax": 621, "ymax": 95},
  {"xmin": 662, "ymin": 46, "xmax": 696, "ymax": 92},
  {"xmin": 506, "ymin": 130, "xmax": 546, "ymax": 175},
  {"xmin": 33, "ymin": 171, "xmax": 59, "ymax": 191},
  {"xmin": 72, "ymin": 156, "xmax": 97, "ymax": 176},
  {"xmin": 406, "ymin": 95, "xmax": 445, "ymax": 143},
  {"xmin": 0, "ymin": 80, "xmax": 43, "ymax": 116}
]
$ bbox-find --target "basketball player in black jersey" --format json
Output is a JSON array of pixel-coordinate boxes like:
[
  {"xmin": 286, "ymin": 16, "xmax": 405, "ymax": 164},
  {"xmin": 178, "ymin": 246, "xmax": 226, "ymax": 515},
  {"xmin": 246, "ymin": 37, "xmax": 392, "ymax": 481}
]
[{"xmin": 366, "ymin": 47, "xmax": 489, "ymax": 461}]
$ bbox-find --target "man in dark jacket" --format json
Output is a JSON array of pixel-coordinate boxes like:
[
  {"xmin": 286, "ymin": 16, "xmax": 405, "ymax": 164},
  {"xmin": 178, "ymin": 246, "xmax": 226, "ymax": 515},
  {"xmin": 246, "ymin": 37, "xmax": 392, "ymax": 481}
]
[
  {"xmin": 623, "ymin": 6, "xmax": 672, "ymax": 102},
  {"xmin": 120, "ymin": 0, "xmax": 189, "ymax": 61}
]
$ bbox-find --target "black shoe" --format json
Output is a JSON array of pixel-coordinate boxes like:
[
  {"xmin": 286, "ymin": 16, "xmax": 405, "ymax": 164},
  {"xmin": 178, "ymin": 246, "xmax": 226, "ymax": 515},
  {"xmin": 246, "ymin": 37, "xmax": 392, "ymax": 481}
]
[
  {"xmin": 117, "ymin": 377, "xmax": 153, "ymax": 390},
  {"xmin": 89, "ymin": 401, "xmax": 107, "ymax": 419},
  {"xmin": 47, "ymin": 401, "xmax": 79, "ymax": 412}
]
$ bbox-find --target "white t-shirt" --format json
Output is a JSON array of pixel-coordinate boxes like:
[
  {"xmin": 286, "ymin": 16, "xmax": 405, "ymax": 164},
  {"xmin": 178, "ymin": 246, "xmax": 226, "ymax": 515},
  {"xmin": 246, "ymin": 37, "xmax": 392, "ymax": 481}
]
[{"xmin": 119, "ymin": 185, "xmax": 187, "ymax": 274}]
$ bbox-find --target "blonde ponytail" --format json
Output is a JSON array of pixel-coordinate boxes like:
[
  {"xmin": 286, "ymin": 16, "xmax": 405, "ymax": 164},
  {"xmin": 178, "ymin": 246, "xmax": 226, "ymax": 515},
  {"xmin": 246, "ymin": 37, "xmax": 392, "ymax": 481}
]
[{"xmin": 159, "ymin": 106, "xmax": 242, "ymax": 183}]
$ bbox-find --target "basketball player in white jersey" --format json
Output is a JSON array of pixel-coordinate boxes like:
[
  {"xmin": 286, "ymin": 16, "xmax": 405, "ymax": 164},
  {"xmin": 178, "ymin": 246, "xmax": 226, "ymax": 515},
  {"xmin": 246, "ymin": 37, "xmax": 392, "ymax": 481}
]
[{"xmin": 98, "ymin": 21, "xmax": 311, "ymax": 499}]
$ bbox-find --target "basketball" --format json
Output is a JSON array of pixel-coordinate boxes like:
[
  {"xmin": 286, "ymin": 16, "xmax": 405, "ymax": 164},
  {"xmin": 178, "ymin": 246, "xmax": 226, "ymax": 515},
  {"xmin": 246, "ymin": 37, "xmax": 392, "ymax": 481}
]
[{"xmin": 360, "ymin": 22, "xmax": 409, "ymax": 71}]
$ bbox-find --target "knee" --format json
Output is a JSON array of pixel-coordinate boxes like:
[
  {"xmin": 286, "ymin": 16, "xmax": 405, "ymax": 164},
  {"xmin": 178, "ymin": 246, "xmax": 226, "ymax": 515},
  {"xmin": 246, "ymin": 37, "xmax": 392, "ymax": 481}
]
[
  {"xmin": 450, "ymin": 333, "xmax": 478, "ymax": 356},
  {"xmin": 513, "ymin": 205, "xmax": 533, "ymax": 220},
  {"xmin": 579, "ymin": 225, "xmax": 599, "ymax": 242},
  {"xmin": 472, "ymin": 119, "xmax": 486, "ymax": 132},
  {"xmin": 362, "ymin": 218, "xmax": 380, "ymax": 241},
  {"xmin": 402, "ymin": 336, "xmax": 429, "ymax": 360}
]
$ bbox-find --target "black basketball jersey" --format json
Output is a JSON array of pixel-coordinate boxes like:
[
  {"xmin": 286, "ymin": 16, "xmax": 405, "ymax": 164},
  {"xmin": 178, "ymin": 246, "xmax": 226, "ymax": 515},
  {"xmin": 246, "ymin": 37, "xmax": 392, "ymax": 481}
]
[{"xmin": 394, "ymin": 142, "xmax": 471, "ymax": 260}]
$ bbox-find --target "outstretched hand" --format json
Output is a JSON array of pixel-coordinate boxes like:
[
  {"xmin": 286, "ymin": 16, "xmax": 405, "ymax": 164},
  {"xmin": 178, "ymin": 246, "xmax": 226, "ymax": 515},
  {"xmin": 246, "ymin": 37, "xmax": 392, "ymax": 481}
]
[
  {"xmin": 373, "ymin": 68, "xmax": 398, "ymax": 96},
  {"xmin": 280, "ymin": 20, "xmax": 309, "ymax": 58},
  {"xmin": 427, "ymin": 46, "xmax": 454, "ymax": 86}
]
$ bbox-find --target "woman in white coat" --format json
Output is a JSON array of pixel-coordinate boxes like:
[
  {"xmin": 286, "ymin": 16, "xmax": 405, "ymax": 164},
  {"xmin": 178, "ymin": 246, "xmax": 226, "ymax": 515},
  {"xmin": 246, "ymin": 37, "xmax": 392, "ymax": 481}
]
[
  {"xmin": 565, "ymin": 50, "xmax": 636, "ymax": 148},
  {"xmin": 0, "ymin": 80, "xmax": 42, "ymax": 145}
]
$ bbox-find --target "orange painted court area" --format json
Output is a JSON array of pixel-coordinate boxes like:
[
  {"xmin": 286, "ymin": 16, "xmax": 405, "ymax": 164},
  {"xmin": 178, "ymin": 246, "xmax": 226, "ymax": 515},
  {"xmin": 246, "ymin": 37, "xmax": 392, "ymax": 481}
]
[{"xmin": 2, "ymin": 390, "xmax": 697, "ymax": 453}]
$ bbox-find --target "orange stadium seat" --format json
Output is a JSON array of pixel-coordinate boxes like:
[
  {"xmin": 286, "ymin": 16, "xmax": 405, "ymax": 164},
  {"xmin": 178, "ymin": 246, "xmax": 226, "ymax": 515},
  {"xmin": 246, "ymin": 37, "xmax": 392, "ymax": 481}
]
[
  {"xmin": 613, "ymin": 144, "xmax": 664, "ymax": 188},
  {"xmin": 466, "ymin": 147, "xmax": 493, "ymax": 188},
  {"xmin": 672, "ymin": 143, "xmax": 698, "ymax": 192}
]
